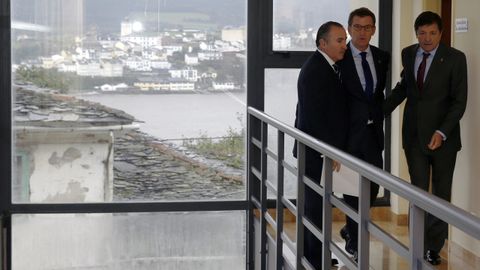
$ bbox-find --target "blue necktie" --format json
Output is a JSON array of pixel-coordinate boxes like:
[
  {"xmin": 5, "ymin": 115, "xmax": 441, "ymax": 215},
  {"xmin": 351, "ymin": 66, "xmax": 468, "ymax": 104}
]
[{"xmin": 360, "ymin": 52, "xmax": 374, "ymax": 99}]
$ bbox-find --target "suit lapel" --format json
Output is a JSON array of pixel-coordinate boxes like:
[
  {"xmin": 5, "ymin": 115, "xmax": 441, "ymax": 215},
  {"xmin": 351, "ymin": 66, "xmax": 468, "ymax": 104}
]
[
  {"xmin": 405, "ymin": 45, "xmax": 420, "ymax": 95},
  {"xmin": 371, "ymin": 47, "xmax": 384, "ymax": 93},
  {"xmin": 314, "ymin": 50, "xmax": 341, "ymax": 85}
]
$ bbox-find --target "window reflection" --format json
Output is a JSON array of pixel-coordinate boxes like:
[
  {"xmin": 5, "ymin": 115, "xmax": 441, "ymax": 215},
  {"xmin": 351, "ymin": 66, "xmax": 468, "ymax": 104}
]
[
  {"xmin": 11, "ymin": 0, "xmax": 247, "ymax": 203},
  {"xmin": 272, "ymin": 0, "xmax": 379, "ymax": 51}
]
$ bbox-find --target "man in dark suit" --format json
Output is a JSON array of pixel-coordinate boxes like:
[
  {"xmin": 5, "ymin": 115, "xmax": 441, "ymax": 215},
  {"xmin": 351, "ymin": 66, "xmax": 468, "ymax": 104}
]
[
  {"xmin": 337, "ymin": 7, "xmax": 390, "ymax": 260},
  {"xmin": 293, "ymin": 21, "xmax": 348, "ymax": 269},
  {"xmin": 384, "ymin": 11, "xmax": 468, "ymax": 265}
]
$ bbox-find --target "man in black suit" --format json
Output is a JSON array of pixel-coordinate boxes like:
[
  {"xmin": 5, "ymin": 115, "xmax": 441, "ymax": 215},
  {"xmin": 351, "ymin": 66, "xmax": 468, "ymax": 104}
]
[
  {"xmin": 384, "ymin": 11, "xmax": 468, "ymax": 265},
  {"xmin": 337, "ymin": 7, "xmax": 390, "ymax": 260},
  {"xmin": 294, "ymin": 21, "xmax": 348, "ymax": 269}
]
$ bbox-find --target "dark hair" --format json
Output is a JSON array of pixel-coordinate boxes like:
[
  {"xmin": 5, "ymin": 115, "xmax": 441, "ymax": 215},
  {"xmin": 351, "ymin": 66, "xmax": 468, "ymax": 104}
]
[
  {"xmin": 348, "ymin": 7, "xmax": 376, "ymax": 26},
  {"xmin": 414, "ymin": 11, "xmax": 443, "ymax": 32},
  {"xmin": 315, "ymin": 21, "xmax": 343, "ymax": 47}
]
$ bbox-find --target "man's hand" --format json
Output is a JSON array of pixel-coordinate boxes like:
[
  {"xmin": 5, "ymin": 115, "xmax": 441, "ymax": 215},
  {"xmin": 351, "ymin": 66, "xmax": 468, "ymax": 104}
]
[
  {"xmin": 428, "ymin": 132, "xmax": 443, "ymax": 150},
  {"xmin": 332, "ymin": 160, "xmax": 341, "ymax": 172}
]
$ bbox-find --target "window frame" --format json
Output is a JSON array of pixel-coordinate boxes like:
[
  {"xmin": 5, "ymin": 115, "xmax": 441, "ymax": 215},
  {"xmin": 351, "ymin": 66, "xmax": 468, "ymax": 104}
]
[
  {"xmin": 0, "ymin": 1, "xmax": 392, "ymax": 269},
  {"xmin": 247, "ymin": 0, "xmax": 392, "ymax": 266},
  {"xmin": 1, "ymin": 1, "xmax": 249, "ymax": 269},
  {"xmin": 247, "ymin": 0, "xmax": 393, "ymax": 206}
]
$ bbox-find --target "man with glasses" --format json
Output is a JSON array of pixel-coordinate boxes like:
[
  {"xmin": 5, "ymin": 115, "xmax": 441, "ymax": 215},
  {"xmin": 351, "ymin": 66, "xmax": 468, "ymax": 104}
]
[
  {"xmin": 337, "ymin": 7, "xmax": 390, "ymax": 260},
  {"xmin": 384, "ymin": 11, "xmax": 467, "ymax": 265}
]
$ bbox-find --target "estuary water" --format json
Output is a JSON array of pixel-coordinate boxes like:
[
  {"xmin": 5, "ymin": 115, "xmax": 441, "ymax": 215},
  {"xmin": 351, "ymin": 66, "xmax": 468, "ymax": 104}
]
[{"xmin": 80, "ymin": 91, "xmax": 248, "ymax": 142}]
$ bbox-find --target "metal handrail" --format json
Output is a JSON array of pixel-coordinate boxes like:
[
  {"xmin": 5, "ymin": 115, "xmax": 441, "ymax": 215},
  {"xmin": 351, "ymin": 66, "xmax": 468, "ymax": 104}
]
[{"xmin": 247, "ymin": 106, "xmax": 480, "ymax": 270}]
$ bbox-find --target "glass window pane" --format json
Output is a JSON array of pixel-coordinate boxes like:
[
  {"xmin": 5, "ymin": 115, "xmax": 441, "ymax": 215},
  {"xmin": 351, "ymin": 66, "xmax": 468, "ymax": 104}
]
[
  {"xmin": 12, "ymin": 211, "xmax": 245, "ymax": 270},
  {"xmin": 264, "ymin": 69, "xmax": 299, "ymax": 198},
  {"xmin": 273, "ymin": 0, "xmax": 379, "ymax": 51},
  {"xmin": 11, "ymin": 0, "xmax": 247, "ymax": 203}
]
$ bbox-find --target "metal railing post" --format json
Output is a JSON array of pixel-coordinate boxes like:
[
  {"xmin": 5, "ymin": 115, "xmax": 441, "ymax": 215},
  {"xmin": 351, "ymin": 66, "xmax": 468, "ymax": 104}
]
[
  {"xmin": 247, "ymin": 112, "xmax": 256, "ymax": 270},
  {"xmin": 322, "ymin": 158, "xmax": 333, "ymax": 270},
  {"xmin": 247, "ymin": 107, "xmax": 480, "ymax": 270},
  {"xmin": 275, "ymin": 130, "xmax": 285, "ymax": 270},
  {"xmin": 296, "ymin": 142, "xmax": 306, "ymax": 270},
  {"xmin": 260, "ymin": 122, "xmax": 268, "ymax": 270},
  {"xmin": 358, "ymin": 176, "xmax": 371, "ymax": 269},
  {"xmin": 409, "ymin": 204, "xmax": 425, "ymax": 270}
]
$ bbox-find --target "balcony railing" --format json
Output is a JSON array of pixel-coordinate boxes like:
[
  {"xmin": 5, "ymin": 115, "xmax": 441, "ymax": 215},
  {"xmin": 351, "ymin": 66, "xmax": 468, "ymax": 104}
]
[{"xmin": 247, "ymin": 106, "xmax": 480, "ymax": 270}]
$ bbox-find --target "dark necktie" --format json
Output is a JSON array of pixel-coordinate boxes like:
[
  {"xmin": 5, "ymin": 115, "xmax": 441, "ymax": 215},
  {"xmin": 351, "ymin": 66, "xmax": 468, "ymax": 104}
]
[
  {"xmin": 360, "ymin": 52, "xmax": 374, "ymax": 99},
  {"xmin": 332, "ymin": 64, "xmax": 341, "ymax": 80},
  {"xmin": 416, "ymin": 52, "xmax": 430, "ymax": 91}
]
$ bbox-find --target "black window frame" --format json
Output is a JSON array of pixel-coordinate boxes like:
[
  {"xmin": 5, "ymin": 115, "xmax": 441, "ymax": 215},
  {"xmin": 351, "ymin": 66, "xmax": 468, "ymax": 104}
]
[
  {"xmin": 247, "ymin": 0, "xmax": 393, "ymax": 208},
  {"xmin": 0, "ymin": 0, "xmax": 392, "ymax": 269}
]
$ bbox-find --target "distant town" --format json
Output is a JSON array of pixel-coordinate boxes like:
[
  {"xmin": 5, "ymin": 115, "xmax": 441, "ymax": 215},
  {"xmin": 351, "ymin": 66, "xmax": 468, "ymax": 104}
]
[{"xmin": 13, "ymin": 17, "xmax": 317, "ymax": 94}]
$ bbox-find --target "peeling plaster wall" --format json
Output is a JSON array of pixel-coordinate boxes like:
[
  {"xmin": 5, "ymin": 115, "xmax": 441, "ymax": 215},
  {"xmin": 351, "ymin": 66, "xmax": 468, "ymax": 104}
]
[{"xmin": 28, "ymin": 142, "xmax": 111, "ymax": 202}]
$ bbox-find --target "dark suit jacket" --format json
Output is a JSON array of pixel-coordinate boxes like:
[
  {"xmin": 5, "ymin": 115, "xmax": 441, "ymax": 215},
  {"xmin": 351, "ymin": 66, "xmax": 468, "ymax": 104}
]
[
  {"xmin": 384, "ymin": 43, "xmax": 468, "ymax": 154},
  {"xmin": 294, "ymin": 50, "xmax": 349, "ymax": 180},
  {"xmin": 338, "ymin": 44, "xmax": 390, "ymax": 154}
]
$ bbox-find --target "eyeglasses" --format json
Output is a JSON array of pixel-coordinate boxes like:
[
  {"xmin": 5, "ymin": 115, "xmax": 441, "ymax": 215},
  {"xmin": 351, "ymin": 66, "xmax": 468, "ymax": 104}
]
[{"xmin": 351, "ymin": 24, "xmax": 375, "ymax": 32}]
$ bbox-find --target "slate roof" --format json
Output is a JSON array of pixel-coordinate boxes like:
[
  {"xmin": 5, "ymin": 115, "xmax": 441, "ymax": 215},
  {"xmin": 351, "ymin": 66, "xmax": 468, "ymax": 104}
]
[
  {"xmin": 14, "ymin": 87, "xmax": 137, "ymax": 128},
  {"xmin": 13, "ymin": 87, "xmax": 244, "ymax": 200}
]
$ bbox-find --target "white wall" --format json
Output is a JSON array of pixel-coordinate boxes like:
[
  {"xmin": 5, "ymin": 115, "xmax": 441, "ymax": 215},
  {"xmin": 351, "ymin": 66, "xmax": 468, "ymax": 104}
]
[
  {"xmin": 17, "ymin": 131, "xmax": 114, "ymax": 203},
  {"xmin": 450, "ymin": 0, "xmax": 480, "ymax": 257},
  {"xmin": 389, "ymin": 0, "xmax": 420, "ymax": 215},
  {"xmin": 29, "ymin": 142, "xmax": 111, "ymax": 202},
  {"xmin": 390, "ymin": 0, "xmax": 480, "ymax": 256}
]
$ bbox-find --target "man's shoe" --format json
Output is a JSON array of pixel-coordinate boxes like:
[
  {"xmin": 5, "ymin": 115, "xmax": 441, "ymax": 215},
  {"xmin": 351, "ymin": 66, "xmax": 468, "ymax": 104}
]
[
  {"xmin": 425, "ymin": 250, "xmax": 441, "ymax": 265},
  {"xmin": 339, "ymin": 226, "xmax": 356, "ymax": 255}
]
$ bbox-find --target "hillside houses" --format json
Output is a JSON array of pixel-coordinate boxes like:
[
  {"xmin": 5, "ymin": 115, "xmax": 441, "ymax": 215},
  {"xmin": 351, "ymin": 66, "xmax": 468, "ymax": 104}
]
[{"xmin": 17, "ymin": 18, "xmax": 246, "ymax": 93}]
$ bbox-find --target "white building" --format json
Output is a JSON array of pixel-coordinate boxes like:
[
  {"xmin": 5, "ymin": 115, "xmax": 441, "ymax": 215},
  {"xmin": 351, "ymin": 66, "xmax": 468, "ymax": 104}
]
[
  {"xmin": 214, "ymin": 40, "xmax": 245, "ymax": 52},
  {"xmin": 14, "ymin": 88, "xmax": 137, "ymax": 203},
  {"xmin": 100, "ymin": 61, "xmax": 123, "ymax": 77},
  {"xmin": 133, "ymin": 80, "xmax": 194, "ymax": 92},
  {"xmin": 185, "ymin": 54, "xmax": 199, "ymax": 65},
  {"xmin": 163, "ymin": 45, "xmax": 183, "ymax": 56},
  {"xmin": 123, "ymin": 57, "xmax": 152, "ymax": 72},
  {"xmin": 212, "ymin": 82, "xmax": 236, "ymax": 91},
  {"xmin": 199, "ymin": 42, "xmax": 216, "ymax": 51},
  {"xmin": 76, "ymin": 61, "xmax": 101, "ymax": 76},
  {"xmin": 198, "ymin": 51, "xmax": 223, "ymax": 61},
  {"xmin": 192, "ymin": 32, "xmax": 207, "ymax": 41},
  {"xmin": 170, "ymin": 81, "xmax": 195, "ymax": 91},
  {"xmin": 151, "ymin": 61, "xmax": 172, "ymax": 69},
  {"xmin": 221, "ymin": 27, "xmax": 246, "ymax": 42},
  {"xmin": 169, "ymin": 68, "xmax": 198, "ymax": 82},
  {"xmin": 200, "ymin": 72, "xmax": 217, "ymax": 79},
  {"xmin": 58, "ymin": 61, "xmax": 77, "ymax": 73},
  {"xmin": 98, "ymin": 49, "xmax": 114, "ymax": 60},
  {"xmin": 100, "ymin": 83, "xmax": 128, "ymax": 92},
  {"xmin": 120, "ymin": 34, "xmax": 161, "ymax": 48},
  {"xmin": 273, "ymin": 35, "xmax": 292, "ymax": 50},
  {"xmin": 74, "ymin": 47, "xmax": 93, "ymax": 60}
]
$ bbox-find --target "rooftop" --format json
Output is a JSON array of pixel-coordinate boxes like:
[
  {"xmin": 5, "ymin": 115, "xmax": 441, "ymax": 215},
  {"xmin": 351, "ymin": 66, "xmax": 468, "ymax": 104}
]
[{"xmin": 14, "ymin": 88, "xmax": 137, "ymax": 128}]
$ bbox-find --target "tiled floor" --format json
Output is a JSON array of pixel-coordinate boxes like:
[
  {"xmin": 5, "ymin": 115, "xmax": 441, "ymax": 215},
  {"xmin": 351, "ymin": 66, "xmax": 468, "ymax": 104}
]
[{"xmin": 275, "ymin": 213, "xmax": 479, "ymax": 270}]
